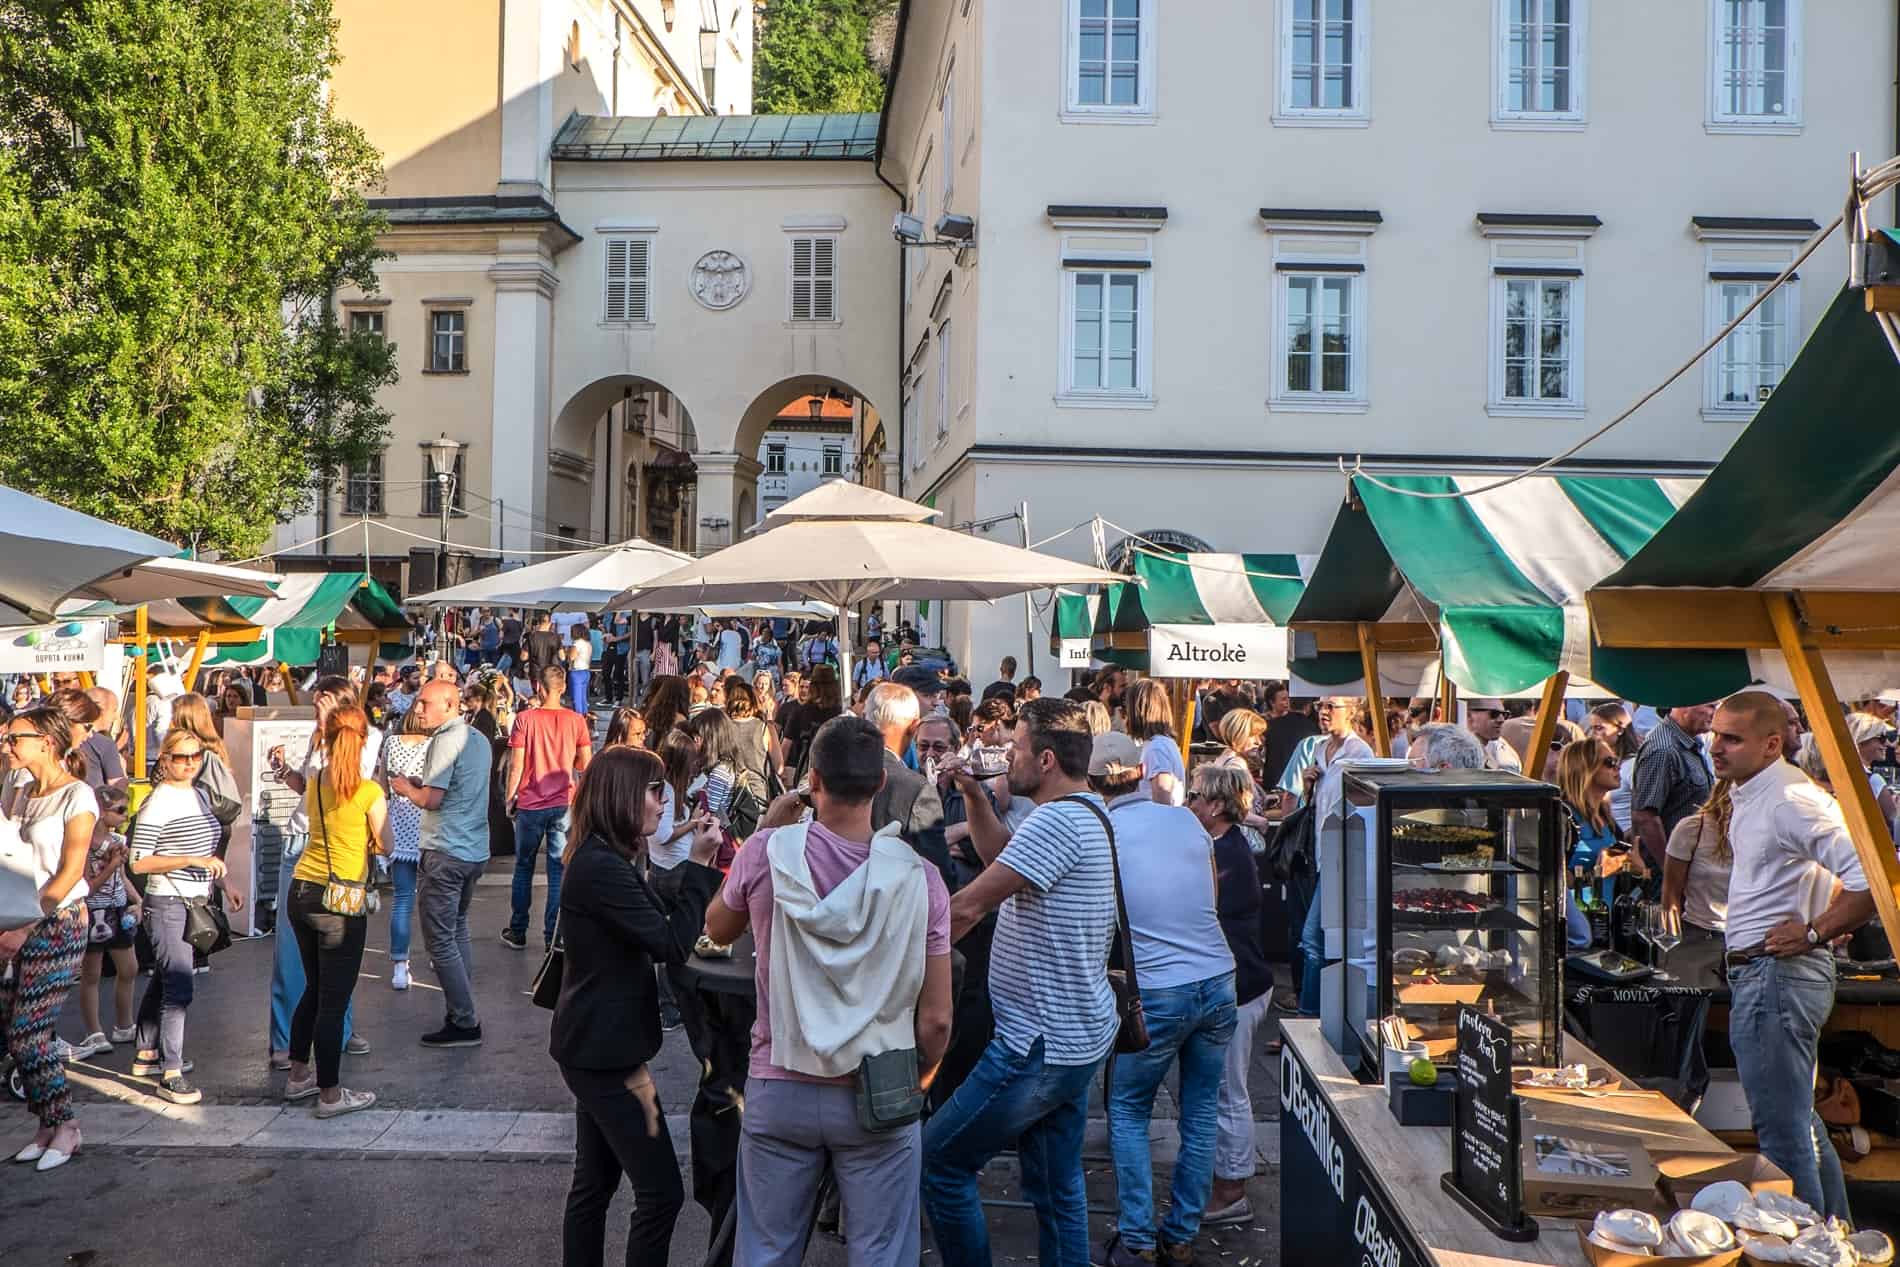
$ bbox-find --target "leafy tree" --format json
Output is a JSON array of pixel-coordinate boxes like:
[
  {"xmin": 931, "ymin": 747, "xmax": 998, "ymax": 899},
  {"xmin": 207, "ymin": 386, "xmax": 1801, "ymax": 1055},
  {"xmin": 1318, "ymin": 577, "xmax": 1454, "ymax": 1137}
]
[
  {"xmin": 0, "ymin": 0, "xmax": 396, "ymax": 555},
  {"xmin": 754, "ymin": 0, "xmax": 899, "ymax": 113}
]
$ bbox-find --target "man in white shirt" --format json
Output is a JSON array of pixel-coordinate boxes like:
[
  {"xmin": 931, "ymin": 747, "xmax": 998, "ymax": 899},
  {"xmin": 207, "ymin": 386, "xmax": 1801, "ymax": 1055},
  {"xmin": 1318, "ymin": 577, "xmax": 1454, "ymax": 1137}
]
[
  {"xmin": 1711, "ymin": 690, "xmax": 1874, "ymax": 1220},
  {"xmin": 1465, "ymin": 698, "xmax": 1522, "ymax": 773}
]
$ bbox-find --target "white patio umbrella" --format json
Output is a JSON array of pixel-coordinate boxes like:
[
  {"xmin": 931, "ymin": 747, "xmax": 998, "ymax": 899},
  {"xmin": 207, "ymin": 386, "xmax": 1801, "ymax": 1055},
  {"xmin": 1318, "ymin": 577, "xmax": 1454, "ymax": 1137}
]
[
  {"xmin": 605, "ymin": 481, "xmax": 1124, "ymax": 687},
  {"xmin": 0, "ymin": 484, "xmax": 277, "ymax": 624},
  {"xmin": 406, "ymin": 538, "xmax": 692, "ymax": 611}
]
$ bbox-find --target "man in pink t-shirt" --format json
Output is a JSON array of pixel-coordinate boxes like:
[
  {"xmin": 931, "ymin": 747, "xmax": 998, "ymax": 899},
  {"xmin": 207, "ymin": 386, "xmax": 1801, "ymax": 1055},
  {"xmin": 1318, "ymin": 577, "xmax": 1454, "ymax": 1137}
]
[
  {"xmin": 501, "ymin": 665, "xmax": 592, "ymax": 950},
  {"xmin": 706, "ymin": 714, "xmax": 952, "ymax": 1266}
]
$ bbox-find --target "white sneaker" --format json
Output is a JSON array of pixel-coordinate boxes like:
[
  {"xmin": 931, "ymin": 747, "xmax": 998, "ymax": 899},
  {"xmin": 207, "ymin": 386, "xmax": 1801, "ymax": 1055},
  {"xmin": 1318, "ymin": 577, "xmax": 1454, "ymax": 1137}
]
[
  {"xmin": 314, "ymin": 1088, "xmax": 376, "ymax": 1119},
  {"xmin": 110, "ymin": 1025, "xmax": 137, "ymax": 1044},
  {"xmin": 391, "ymin": 961, "xmax": 411, "ymax": 991},
  {"xmin": 51, "ymin": 1039, "xmax": 73, "ymax": 1064},
  {"xmin": 69, "ymin": 1033, "xmax": 112, "ymax": 1061}
]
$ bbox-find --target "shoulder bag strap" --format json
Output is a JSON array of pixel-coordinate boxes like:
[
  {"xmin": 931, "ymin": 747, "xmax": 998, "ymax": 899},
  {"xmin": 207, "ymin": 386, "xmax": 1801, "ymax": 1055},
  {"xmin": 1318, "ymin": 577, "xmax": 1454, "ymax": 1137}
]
[{"xmin": 1058, "ymin": 794, "xmax": 1140, "ymax": 997}]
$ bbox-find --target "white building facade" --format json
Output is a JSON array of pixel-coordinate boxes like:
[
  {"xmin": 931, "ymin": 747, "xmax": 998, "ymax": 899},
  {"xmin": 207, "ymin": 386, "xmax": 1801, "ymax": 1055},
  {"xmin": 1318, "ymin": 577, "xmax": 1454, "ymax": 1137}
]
[{"xmin": 878, "ymin": 0, "xmax": 1897, "ymax": 674}]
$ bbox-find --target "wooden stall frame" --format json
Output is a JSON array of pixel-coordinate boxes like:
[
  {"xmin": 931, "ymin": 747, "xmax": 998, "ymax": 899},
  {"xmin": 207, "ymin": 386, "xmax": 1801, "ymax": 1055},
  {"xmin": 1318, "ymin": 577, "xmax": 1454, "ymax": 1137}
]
[
  {"xmin": 1589, "ymin": 586, "xmax": 1900, "ymax": 942},
  {"xmin": 1356, "ymin": 622, "xmax": 1391, "ymax": 757},
  {"xmin": 1525, "ymin": 670, "xmax": 1570, "ymax": 782},
  {"xmin": 132, "ymin": 605, "xmax": 148, "ymax": 779}
]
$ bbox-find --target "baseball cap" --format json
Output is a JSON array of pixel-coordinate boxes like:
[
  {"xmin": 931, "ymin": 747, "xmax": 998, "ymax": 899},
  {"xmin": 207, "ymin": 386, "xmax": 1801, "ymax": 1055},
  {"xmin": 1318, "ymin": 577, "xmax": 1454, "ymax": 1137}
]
[
  {"xmin": 1089, "ymin": 731, "xmax": 1143, "ymax": 777},
  {"xmin": 892, "ymin": 665, "xmax": 942, "ymax": 695}
]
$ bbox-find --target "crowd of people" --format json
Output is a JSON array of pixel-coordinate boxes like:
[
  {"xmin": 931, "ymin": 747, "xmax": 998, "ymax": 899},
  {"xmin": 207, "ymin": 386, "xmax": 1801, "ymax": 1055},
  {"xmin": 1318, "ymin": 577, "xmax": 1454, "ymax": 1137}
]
[{"xmin": 4, "ymin": 626, "xmax": 1892, "ymax": 1260}]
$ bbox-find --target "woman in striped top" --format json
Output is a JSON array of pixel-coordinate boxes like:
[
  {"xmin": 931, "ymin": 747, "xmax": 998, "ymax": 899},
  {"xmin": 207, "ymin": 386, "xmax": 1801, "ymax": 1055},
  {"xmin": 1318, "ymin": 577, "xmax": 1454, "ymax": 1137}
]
[
  {"xmin": 128, "ymin": 728, "xmax": 233, "ymax": 1105},
  {"xmin": 379, "ymin": 705, "xmax": 429, "ymax": 992}
]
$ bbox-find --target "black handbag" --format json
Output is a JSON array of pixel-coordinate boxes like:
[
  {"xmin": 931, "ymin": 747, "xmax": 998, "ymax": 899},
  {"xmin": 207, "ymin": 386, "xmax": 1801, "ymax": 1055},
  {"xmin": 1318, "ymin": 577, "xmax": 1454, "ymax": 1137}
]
[
  {"xmin": 1262, "ymin": 800, "xmax": 1316, "ymax": 885},
  {"xmin": 1059, "ymin": 795, "xmax": 1149, "ymax": 1054},
  {"xmin": 531, "ymin": 911, "xmax": 564, "ymax": 1010},
  {"xmin": 183, "ymin": 891, "xmax": 232, "ymax": 956}
]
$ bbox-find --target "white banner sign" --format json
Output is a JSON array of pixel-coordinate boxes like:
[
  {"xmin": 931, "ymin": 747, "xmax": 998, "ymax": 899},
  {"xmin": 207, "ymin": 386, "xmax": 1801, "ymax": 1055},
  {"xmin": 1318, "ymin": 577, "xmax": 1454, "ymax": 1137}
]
[
  {"xmin": 0, "ymin": 620, "xmax": 110, "ymax": 674},
  {"xmin": 1147, "ymin": 623, "xmax": 1288, "ymax": 680},
  {"xmin": 1059, "ymin": 639, "xmax": 1092, "ymax": 669}
]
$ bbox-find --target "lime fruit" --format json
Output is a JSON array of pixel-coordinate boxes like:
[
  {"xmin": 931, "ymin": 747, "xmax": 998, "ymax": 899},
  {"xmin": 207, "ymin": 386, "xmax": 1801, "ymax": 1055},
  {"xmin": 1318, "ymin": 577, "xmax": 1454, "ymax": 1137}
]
[{"xmin": 1408, "ymin": 1058, "xmax": 1438, "ymax": 1087}]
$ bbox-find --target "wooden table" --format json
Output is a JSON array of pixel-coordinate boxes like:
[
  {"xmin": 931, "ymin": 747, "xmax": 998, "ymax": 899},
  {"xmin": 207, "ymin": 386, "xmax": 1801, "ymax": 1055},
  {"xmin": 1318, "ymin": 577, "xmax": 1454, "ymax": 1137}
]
[{"xmin": 1279, "ymin": 1020, "xmax": 1743, "ymax": 1267}]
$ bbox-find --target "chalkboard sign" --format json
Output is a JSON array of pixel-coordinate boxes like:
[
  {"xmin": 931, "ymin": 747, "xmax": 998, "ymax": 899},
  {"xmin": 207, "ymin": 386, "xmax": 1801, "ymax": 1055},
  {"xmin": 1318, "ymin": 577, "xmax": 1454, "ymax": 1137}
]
[{"xmin": 1439, "ymin": 1006, "xmax": 1538, "ymax": 1242}]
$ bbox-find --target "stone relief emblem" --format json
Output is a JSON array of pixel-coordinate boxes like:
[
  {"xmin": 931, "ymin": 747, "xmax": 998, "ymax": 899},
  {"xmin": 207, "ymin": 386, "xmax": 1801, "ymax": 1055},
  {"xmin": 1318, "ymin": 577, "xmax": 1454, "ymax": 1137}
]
[{"xmin": 689, "ymin": 250, "xmax": 750, "ymax": 310}]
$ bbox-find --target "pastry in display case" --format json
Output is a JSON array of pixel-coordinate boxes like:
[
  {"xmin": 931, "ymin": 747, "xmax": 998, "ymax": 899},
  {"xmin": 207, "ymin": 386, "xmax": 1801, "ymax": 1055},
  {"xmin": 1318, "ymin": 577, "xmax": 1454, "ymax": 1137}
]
[{"xmin": 1325, "ymin": 767, "xmax": 1563, "ymax": 1077}]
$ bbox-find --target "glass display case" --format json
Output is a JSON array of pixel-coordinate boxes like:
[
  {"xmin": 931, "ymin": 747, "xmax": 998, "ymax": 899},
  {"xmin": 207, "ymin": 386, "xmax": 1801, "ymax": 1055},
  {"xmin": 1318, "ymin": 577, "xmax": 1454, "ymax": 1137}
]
[{"xmin": 1329, "ymin": 767, "xmax": 1563, "ymax": 1077}]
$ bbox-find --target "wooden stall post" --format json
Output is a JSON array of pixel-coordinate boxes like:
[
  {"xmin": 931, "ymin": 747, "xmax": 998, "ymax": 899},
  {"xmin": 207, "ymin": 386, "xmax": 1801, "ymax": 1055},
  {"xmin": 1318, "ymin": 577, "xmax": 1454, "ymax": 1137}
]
[
  {"xmin": 1174, "ymin": 678, "xmax": 1197, "ymax": 754},
  {"xmin": 1437, "ymin": 671, "xmax": 1457, "ymax": 724},
  {"xmin": 279, "ymin": 662, "xmax": 301, "ymax": 706},
  {"xmin": 1356, "ymin": 622, "xmax": 1391, "ymax": 756},
  {"xmin": 1766, "ymin": 594, "xmax": 1900, "ymax": 939},
  {"xmin": 132, "ymin": 605, "xmax": 149, "ymax": 778},
  {"xmin": 181, "ymin": 629, "xmax": 212, "ymax": 693},
  {"xmin": 77, "ymin": 672, "xmax": 94, "ymax": 690},
  {"xmin": 1524, "ymin": 671, "xmax": 1570, "ymax": 781}
]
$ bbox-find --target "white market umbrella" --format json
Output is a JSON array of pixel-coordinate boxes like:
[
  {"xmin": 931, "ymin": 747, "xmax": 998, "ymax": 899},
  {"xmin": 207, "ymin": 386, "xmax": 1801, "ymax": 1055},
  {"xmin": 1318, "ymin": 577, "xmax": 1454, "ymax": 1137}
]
[
  {"xmin": 606, "ymin": 481, "xmax": 1123, "ymax": 685},
  {"xmin": 0, "ymin": 484, "xmax": 277, "ymax": 624},
  {"xmin": 407, "ymin": 538, "xmax": 692, "ymax": 611}
]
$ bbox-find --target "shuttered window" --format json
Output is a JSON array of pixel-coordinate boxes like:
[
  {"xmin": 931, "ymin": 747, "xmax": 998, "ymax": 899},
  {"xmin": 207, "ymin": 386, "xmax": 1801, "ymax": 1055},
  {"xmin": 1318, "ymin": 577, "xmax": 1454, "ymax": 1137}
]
[
  {"xmin": 790, "ymin": 235, "xmax": 838, "ymax": 322},
  {"xmin": 604, "ymin": 237, "xmax": 652, "ymax": 323}
]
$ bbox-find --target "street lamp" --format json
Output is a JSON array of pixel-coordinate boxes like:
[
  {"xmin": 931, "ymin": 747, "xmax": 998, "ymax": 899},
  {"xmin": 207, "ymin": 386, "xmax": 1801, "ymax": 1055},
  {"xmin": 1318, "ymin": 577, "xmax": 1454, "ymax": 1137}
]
[
  {"xmin": 807, "ymin": 392, "xmax": 826, "ymax": 423},
  {"xmin": 426, "ymin": 433, "xmax": 463, "ymax": 596}
]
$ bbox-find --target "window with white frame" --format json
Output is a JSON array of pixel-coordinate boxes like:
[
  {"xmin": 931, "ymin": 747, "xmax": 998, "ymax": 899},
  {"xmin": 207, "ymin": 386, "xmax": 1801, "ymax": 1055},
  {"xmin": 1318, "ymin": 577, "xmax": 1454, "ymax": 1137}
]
[
  {"xmin": 427, "ymin": 309, "xmax": 466, "ymax": 373},
  {"xmin": 604, "ymin": 237, "xmax": 652, "ymax": 323},
  {"xmin": 1065, "ymin": 270, "xmax": 1145, "ymax": 395},
  {"xmin": 1496, "ymin": 274, "xmax": 1579, "ymax": 406},
  {"xmin": 913, "ymin": 154, "xmax": 931, "ymax": 279},
  {"xmin": 1707, "ymin": 279, "xmax": 1790, "ymax": 411},
  {"xmin": 789, "ymin": 235, "xmax": 838, "ymax": 322},
  {"xmin": 936, "ymin": 320, "xmax": 952, "ymax": 440},
  {"xmin": 766, "ymin": 442, "xmax": 787, "ymax": 474},
  {"xmin": 940, "ymin": 62, "xmax": 956, "ymax": 205},
  {"xmin": 1280, "ymin": 272, "xmax": 1361, "ymax": 399},
  {"xmin": 903, "ymin": 384, "xmax": 923, "ymax": 470},
  {"xmin": 1280, "ymin": 0, "xmax": 1367, "ymax": 121},
  {"xmin": 1265, "ymin": 212, "xmax": 1376, "ymax": 411},
  {"xmin": 823, "ymin": 444, "xmax": 843, "ymax": 476},
  {"xmin": 1064, "ymin": 0, "xmax": 1154, "ymax": 119},
  {"xmin": 1494, "ymin": 0, "xmax": 1585, "ymax": 125},
  {"xmin": 1709, "ymin": 0, "xmax": 1800, "ymax": 128},
  {"xmin": 343, "ymin": 451, "xmax": 384, "ymax": 515},
  {"xmin": 348, "ymin": 309, "xmax": 385, "ymax": 339}
]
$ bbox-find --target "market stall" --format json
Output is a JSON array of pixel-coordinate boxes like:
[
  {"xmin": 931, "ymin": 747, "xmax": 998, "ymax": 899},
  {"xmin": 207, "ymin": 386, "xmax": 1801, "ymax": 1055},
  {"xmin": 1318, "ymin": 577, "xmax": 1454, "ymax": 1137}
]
[{"xmin": 1289, "ymin": 472, "xmax": 1699, "ymax": 768}]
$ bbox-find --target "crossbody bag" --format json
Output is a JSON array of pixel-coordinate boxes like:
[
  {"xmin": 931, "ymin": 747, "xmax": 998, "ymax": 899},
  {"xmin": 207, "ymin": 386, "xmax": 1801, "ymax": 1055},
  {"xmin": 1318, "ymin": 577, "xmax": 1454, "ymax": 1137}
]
[
  {"xmin": 1058, "ymin": 794, "xmax": 1149, "ymax": 1054},
  {"xmin": 314, "ymin": 780, "xmax": 379, "ymax": 918}
]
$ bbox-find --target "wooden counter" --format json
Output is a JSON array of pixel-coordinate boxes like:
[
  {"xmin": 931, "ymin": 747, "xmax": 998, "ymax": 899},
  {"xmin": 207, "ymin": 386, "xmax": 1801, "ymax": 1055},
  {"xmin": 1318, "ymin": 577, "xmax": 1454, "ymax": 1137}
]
[{"xmin": 1279, "ymin": 1019, "xmax": 1744, "ymax": 1267}]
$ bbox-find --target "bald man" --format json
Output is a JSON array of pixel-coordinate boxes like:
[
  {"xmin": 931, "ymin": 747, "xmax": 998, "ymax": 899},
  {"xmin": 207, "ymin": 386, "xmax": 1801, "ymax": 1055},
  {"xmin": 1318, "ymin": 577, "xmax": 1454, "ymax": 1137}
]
[
  {"xmin": 392, "ymin": 678, "xmax": 495, "ymax": 1047},
  {"xmin": 1710, "ymin": 689, "xmax": 1874, "ymax": 1219}
]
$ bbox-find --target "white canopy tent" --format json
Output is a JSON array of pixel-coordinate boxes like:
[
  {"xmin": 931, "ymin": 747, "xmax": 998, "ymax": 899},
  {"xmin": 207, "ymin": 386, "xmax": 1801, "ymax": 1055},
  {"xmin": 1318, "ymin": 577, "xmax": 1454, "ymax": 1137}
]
[
  {"xmin": 608, "ymin": 481, "xmax": 1124, "ymax": 687},
  {"xmin": 406, "ymin": 538, "xmax": 692, "ymax": 611}
]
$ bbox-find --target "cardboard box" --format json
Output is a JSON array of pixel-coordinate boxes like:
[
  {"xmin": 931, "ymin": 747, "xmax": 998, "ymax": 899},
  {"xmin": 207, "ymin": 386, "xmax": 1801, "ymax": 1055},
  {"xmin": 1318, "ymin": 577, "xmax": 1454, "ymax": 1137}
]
[
  {"xmin": 1658, "ymin": 1152, "xmax": 1794, "ymax": 1209},
  {"xmin": 1574, "ymin": 1225, "xmax": 1741, "ymax": 1267},
  {"xmin": 1521, "ymin": 1123, "xmax": 1663, "ymax": 1219}
]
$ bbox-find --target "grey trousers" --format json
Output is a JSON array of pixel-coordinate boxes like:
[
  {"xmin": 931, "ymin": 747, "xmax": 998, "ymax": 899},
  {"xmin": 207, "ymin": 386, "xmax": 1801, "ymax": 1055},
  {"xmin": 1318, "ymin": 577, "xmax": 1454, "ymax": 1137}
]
[
  {"xmin": 736, "ymin": 1078, "xmax": 921, "ymax": 1267},
  {"xmin": 418, "ymin": 850, "xmax": 484, "ymax": 1028}
]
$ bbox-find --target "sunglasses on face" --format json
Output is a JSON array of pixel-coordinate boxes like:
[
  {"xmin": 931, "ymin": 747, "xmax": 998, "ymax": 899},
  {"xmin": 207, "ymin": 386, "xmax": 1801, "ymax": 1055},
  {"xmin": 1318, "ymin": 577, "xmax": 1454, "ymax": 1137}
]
[
  {"xmin": 167, "ymin": 751, "xmax": 207, "ymax": 764},
  {"xmin": 1600, "ymin": 755, "xmax": 1620, "ymax": 769}
]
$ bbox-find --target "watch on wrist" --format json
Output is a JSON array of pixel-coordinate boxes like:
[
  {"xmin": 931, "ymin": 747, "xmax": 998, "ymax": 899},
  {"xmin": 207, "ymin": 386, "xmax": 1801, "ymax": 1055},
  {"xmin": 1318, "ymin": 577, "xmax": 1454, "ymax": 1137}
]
[{"xmin": 1806, "ymin": 923, "xmax": 1821, "ymax": 945}]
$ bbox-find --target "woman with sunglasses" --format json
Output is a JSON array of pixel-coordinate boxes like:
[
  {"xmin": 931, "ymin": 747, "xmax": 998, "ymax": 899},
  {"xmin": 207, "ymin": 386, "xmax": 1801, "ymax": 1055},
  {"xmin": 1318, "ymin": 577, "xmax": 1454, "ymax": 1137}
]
[
  {"xmin": 126, "ymin": 727, "xmax": 236, "ymax": 1106},
  {"xmin": 1554, "ymin": 737, "xmax": 1649, "ymax": 951},
  {"xmin": 1, "ymin": 707, "xmax": 98, "ymax": 1170}
]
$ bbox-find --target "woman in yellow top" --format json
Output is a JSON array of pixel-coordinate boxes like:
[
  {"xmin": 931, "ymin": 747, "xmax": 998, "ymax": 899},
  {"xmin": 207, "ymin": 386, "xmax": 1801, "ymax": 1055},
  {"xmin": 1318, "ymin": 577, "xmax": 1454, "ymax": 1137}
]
[{"xmin": 284, "ymin": 705, "xmax": 387, "ymax": 1118}]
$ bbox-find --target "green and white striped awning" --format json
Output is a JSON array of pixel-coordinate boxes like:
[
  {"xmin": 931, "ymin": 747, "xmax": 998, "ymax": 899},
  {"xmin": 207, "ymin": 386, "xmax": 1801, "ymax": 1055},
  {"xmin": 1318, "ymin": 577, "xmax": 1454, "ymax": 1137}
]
[
  {"xmin": 1052, "ymin": 591, "xmax": 1100, "ymax": 644},
  {"xmin": 1081, "ymin": 552, "xmax": 1314, "ymax": 674},
  {"xmin": 1588, "ymin": 285, "xmax": 1900, "ymax": 704},
  {"xmin": 133, "ymin": 573, "xmax": 411, "ymax": 667},
  {"xmin": 1294, "ymin": 473, "xmax": 1699, "ymax": 697}
]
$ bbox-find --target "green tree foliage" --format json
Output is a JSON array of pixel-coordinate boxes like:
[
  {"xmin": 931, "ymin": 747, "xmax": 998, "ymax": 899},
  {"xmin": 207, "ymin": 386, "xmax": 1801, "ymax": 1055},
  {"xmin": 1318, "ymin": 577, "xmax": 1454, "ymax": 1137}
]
[
  {"xmin": 0, "ymin": 0, "xmax": 397, "ymax": 555},
  {"xmin": 754, "ymin": 0, "xmax": 899, "ymax": 114}
]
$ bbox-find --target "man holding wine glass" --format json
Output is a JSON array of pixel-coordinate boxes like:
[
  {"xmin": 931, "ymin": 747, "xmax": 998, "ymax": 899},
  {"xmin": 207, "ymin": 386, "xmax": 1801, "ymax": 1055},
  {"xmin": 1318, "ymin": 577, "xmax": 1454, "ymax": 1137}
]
[{"xmin": 1709, "ymin": 690, "xmax": 1876, "ymax": 1223}]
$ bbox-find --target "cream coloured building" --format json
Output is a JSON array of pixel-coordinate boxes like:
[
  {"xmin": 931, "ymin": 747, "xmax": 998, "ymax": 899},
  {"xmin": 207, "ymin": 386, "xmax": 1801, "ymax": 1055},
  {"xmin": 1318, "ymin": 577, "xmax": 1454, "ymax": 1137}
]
[{"xmin": 285, "ymin": 0, "xmax": 1898, "ymax": 677}]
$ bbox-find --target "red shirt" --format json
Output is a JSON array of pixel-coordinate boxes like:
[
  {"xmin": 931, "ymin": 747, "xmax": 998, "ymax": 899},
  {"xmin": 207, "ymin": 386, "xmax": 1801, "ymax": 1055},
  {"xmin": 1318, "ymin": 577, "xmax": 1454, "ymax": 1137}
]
[{"xmin": 508, "ymin": 706, "xmax": 592, "ymax": 811}]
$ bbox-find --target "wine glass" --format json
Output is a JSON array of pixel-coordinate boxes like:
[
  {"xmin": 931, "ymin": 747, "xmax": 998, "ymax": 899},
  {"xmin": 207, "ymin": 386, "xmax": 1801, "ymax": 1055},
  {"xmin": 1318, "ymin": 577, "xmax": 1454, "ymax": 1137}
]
[{"xmin": 1652, "ymin": 905, "xmax": 1682, "ymax": 968}]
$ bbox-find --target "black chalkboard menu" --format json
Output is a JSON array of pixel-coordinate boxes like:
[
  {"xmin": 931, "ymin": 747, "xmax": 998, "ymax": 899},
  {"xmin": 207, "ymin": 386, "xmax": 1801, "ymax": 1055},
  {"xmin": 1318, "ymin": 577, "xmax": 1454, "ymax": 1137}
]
[{"xmin": 1439, "ymin": 1006, "xmax": 1538, "ymax": 1242}]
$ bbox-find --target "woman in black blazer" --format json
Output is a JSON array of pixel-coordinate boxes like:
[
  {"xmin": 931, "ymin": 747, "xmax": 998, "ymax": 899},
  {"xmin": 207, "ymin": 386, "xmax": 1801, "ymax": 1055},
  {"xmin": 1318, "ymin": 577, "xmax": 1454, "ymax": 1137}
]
[{"xmin": 550, "ymin": 745, "xmax": 721, "ymax": 1267}]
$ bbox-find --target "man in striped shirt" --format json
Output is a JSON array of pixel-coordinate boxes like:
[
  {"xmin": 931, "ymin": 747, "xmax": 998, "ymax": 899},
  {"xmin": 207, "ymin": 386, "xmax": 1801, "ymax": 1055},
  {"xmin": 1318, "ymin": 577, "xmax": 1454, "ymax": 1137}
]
[{"xmin": 926, "ymin": 698, "xmax": 1117, "ymax": 1267}]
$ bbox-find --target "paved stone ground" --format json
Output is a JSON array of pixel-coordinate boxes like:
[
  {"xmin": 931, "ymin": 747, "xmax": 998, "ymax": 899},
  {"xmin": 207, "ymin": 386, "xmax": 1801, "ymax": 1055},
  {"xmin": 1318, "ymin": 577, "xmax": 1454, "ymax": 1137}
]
[{"xmin": 1, "ymin": 857, "xmax": 1286, "ymax": 1265}]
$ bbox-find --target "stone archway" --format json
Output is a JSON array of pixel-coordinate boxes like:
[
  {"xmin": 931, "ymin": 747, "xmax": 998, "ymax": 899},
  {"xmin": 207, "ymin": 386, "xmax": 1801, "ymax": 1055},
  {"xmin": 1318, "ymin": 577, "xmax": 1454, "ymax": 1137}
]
[{"xmin": 547, "ymin": 374, "xmax": 700, "ymax": 552}]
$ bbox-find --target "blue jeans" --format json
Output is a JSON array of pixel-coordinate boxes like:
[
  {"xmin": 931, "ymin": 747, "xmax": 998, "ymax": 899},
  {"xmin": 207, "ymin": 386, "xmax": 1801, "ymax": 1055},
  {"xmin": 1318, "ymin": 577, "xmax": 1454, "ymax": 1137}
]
[
  {"xmin": 269, "ymin": 833, "xmax": 352, "ymax": 1053},
  {"xmin": 1108, "ymin": 973, "xmax": 1237, "ymax": 1251},
  {"xmin": 135, "ymin": 895, "xmax": 194, "ymax": 1072},
  {"xmin": 923, "ymin": 1036, "xmax": 1103, "ymax": 1267},
  {"xmin": 569, "ymin": 669, "xmax": 590, "ymax": 714},
  {"xmin": 1299, "ymin": 881, "xmax": 1324, "ymax": 1016},
  {"xmin": 509, "ymin": 805, "xmax": 568, "ymax": 943},
  {"xmin": 388, "ymin": 858, "xmax": 418, "ymax": 962},
  {"xmin": 1728, "ymin": 951, "xmax": 1851, "ymax": 1219}
]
